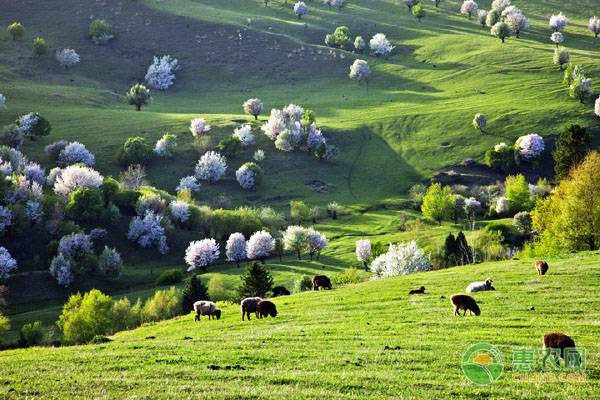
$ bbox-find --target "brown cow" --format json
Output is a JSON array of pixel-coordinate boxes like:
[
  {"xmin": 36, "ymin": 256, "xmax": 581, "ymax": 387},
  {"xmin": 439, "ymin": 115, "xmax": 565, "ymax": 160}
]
[
  {"xmin": 312, "ymin": 275, "xmax": 332, "ymax": 290},
  {"xmin": 257, "ymin": 300, "xmax": 278, "ymax": 318},
  {"xmin": 451, "ymin": 294, "xmax": 481, "ymax": 316},
  {"xmin": 542, "ymin": 333, "xmax": 580, "ymax": 366},
  {"xmin": 408, "ymin": 286, "xmax": 426, "ymax": 295},
  {"xmin": 535, "ymin": 260, "xmax": 549, "ymax": 275}
]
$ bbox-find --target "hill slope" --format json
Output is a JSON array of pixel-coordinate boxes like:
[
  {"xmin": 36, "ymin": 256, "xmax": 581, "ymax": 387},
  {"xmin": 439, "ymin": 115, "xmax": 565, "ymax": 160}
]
[{"xmin": 1, "ymin": 253, "xmax": 599, "ymax": 399}]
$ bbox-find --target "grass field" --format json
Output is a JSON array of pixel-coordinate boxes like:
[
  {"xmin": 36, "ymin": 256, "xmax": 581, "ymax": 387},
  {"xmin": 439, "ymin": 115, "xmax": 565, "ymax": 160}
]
[{"xmin": 1, "ymin": 252, "xmax": 600, "ymax": 399}]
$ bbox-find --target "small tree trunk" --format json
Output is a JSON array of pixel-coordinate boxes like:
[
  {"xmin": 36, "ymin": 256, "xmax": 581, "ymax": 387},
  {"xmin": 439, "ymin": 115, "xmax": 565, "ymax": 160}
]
[
  {"xmin": 136, "ymin": 104, "xmax": 141, "ymax": 111},
  {"xmin": 253, "ymin": 114, "xmax": 258, "ymax": 120},
  {"xmin": 363, "ymin": 261, "xmax": 368, "ymax": 272},
  {"xmin": 297, "ymin": 249, "xmax": 301, "ymax": 260}
]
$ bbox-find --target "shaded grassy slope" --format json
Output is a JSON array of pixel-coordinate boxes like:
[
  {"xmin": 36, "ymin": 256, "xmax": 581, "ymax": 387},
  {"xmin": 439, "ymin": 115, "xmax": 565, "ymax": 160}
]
[{"xmin": 1, "ymin": 252, "xmax": 600, "ymax": 399}]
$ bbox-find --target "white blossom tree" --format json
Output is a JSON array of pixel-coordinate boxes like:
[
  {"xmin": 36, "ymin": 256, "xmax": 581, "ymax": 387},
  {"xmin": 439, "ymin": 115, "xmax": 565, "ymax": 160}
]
[
  {"xmin": 154, "ymin": 133, "xmax": 177, "ymax": 157},
  {"xmin": 553, "ymin": 48, "xmax": 570, "ymax": 69},
  {"xmin": 254, "ymin": 149, "xmax": 265, "ymax": 162},
  {"xmin": 0, "ymin": 246, "xmax": 17, "ymax": 281},
  {"xmin": 349, "ymin": 59, "xmax": 371, "ymax": 83},
  {"xmin": 370, "ymin": 241, "xmax": 431, "ymax": 278},
  {"xmin": 56, "ymin": 48, "xmax": 80, "ymax": 68},
  {"xmin": 294, "ymin": 2, "xmax": 309, "ymax": 19},
  {"xmin": 369, "ymin": 33, "xmax": 393, "ymax": 56},
  {"xmin": 549, "ymin": 13, "xmax": 568, "ymax": 32},
  {"xmin": 355, "ymin": 239, "xmax": 372, "ymax": 271},
  {"xmin": 97, "ymin": 246, "xmax": 123, "ymax": 279},
  {"xmin": 58, "ymin": 233, "xmax": 93, "ymax": 259},
  {"xmin": 515, "ymin": 134, "xmax": 545, "ymax": 160},
  {"xmin": 236, "ymin": 162, "xmax": 261, "ymax": 189},
  {"xmin": 58, "ymin": 142, "xmax": 95, "ymax": 167},
  {"xmin": 189, "ymin": 118, "xmax": 211, "ymax": 137},
  {"xmin": 126, "ymin": 83, "xmax": 153, "ymax": 111},
  {"xmin": 472, "ymin": 113, "xmax": 486, "ymax": 133},
  {"xmin": 306, "ymin": 228, "xmax": 328, "ymax": 260},
  {"xmin": 0, "ymin": 94, "xmax": 6, "ymax": 109},
  {"xmin": 233, "ymin": 125, "xmax": 255, "ymax": 147},
  {"xmin": 354, "ymin": 36, "xmax": 366, "ymax": 52},
  {"xmin": 551, "ymin": 32, "xmax": 564, "ymax": 47},
  {"xmin": 145, "ymin": 55, "xmax": 179, "ymax": 90},
  {"xmin": 283, "ymin": 225, "xmax": 308, "ymax": 259},
  {"xmin": 595, "ymin": 97, "xmax": 600, "ymax": 118},
  {"xmin": 0, "ymin": 207, "xmax": 12, "ymax": 236},
  {"xmin": 495, "ymin": 196, "xmax": 509, "ymax": 214},
  {"xmin": 185, "ymin": 239, "xmax": 220, "ymax": 272},
  {"xmin": 169, "ymin": 200, "xmax": 191, "ymax": 223},
  {"xmin": 195, "ymin": 151, "xmax": 227, "ymax": 183},
  {"xmin": 53, "ymin": 165, "xmax": 103, "ymax": 197},
  {"xmin": 460, "ymin": 0, "xmax": 478, "ymax": 19},
  {"xmin": 243, "ymin": 98, "xmax": 263, "ymax": 120},
  {"xmin": 49, "ymin": 253, "xmax": 74, "ymax": 287},
  {"xmin": 226, "ymin": 232, "xmax": 247, "ymax": 267},
  {"xmin": 491, "ymin": 0, "xmax": 510, "ymax": 13},
  {"xmin": 589, "ymin": 17, "xmax": 600, "ymax": 38},
  {"xmin": 127, "ymin": 211, "xmax": 169, "ymax": 255},
  {"xmin": 262, "ymin": 109, "xmax": 286, "ymax": 141},
  {"xmin": 176, "ymin": 175, "xmax": 201, "ymax": 194},
  {"xmin": 505, "ymin": 11, "xmax": 529, "ymax": 38},
  {"xmin": 246, "ymin": 231, "xmax": 275, "ymax": 261},
  {"xmin": 477, "ymin": 10, "xmax": 488, "ymax": 28}
]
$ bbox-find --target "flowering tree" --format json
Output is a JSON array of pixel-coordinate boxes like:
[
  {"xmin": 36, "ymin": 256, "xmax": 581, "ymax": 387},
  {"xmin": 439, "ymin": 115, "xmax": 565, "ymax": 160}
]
[
  {"xmin": 236, "ymin": 162, "xmax": 262, "ymax": 190},
  {"xmin": 275, "ymin": 124, "xmax": 301, "ymax": 151},
  {"xmin": 246, "ymin": 231, "xmax": 275, "ymax": 261},
  {"xmin": 233, "ymin": 125, "xmax": 255, "ymax": 147},
  {"xmin": 472, "ymin": 113, "xmax": 486, "ymax": 133},
  {"xmin": 349, "ymin": 59, "xmax": 371, "ymax": 82},
  {"xmin": 0, "ymin": 247, "xmax": 16, "ymax": 281},
  {"xmin": 97, "ymin": 246, "xmax": 123, "ymax": 279},
  {"xmin": 190, "ymin": 118, "xmax": 211, "ymax": 137},
  {"xmin": 495, "ymin": 196, "xmax": 510, "ymax": 214},
  {"xmin": 0, "ymin": 94, "xmax": 6, "ymax": 109},
  {"xmin": 24, "ymin": 162, "xmax": 45, "ymax": 185},
  {"xmin": 294, "ymin": 2, "xmax": 309, "ymax": 19},
  {"xmin": 0, "ymin": 207, "xmax": 12, "ymax": 236},
  {"xmin": 553, "ymin": 48, "xmax": 570, "ymax": 69},
  {"xmin": 569, "ymin": 75, "xmax": 593, "ymax": 103},
  {"xmin": 550, "ymin": 32, "xmax": 564, "ymax": 47},
  {"xmin": 355, "ymin": 239, "xmax": 372, "ymax": 271},
  {"xmin": 589, "ymin": 17, "xmax": 600, "ymax": 38},
  {"xmin": 58, "ymin": 142, "xmax": 95, "ymax": 167},
  {"xmin": 307, "ymin": 123, "xmax": 326, "ymax": 150},
  {"xmin": 49, "ymin": 254, "xmax": 74, "ymax": 287},
  {"xmin": 460, "ymin": 0, "xmax": 478, "ymax": 19},
  {"xmin": 369, "ymin": 33, "xmax": 393, "ymax": 56},
  {"xmin": 491, "ymin": 22, "xmax": 511, "ymax": 43},
  {"xmin": 127, "ymin": 211, "xmax": 169, "ymax": 255},
  {"xmin": 549, "ymin": 13, "xmax": 568, "ymax": 32},
  {"xmin": 262, "ymin": 109, "xmax": 286, "ymax": 141},
  {"xmin": 145, "ymin": 55, "xmax": 178, "ymax": 90},
  {"xmin": 403, "ymin": 0, "xmax": 418, "ymax": 11},
  {"xmin": 59, "ymin": 233, "xmax": 93, "ymax": 259},
  {"xmin": 226, "ymin": 232, "xmax": 247, "ymax": 267},
  {"xmin": 185, "ymin": 239, "xmax": 220, "ymax": 272},
  {"xmin": 125, "ymin": 83, "xmax": 152, "ymax": 111},
  {"xmin": 16, "ymin": 112, "xmax": 51, "ymax": 138},
  {"xmin": 370, "ymin": 241, "xmax": 431, "ymax": 278},
  {"xmin": 306, "ymin": 228, "xmax": 328, "ymax": 260},
  {"xmin": 154, "ymin": 133, "xmax": 177, "ymax": 157},
  {"xmin": 354, "ymin": 36, "xmax": 366, "ymax": 52},
  {"xmin": 283, "ymin": 226, "xmax": 308, "ymax": 259},
  {"xmin": 477, "ymin": 10, "xmax": 488, "ymax": 28},
  {"xmin": 243, "ymin": 98, "xmax": 263, "ymax": 120},
  {"xmin": 176, "ymin": 175, "xmax": 201, "ymax": 194},
  {"xmin": 254, "ymin": 149, "xmax": 265, "ymax": 162},
  {"xmin": 25, "ymin": 200, "xmax": 43, "ymax": 223},
  {"xmin": 505, "ymin": 11, "xmax": 529, "ymax": 38},
  {"xmin": 491, "ymin": 0, "xmax": 510, "ymax": 12},
  {"xmin": 56, "ymin": 48, "xmax": 80, "ymax": 68},
  {"xmin": 515, "ymin": 134, "xmax": 545, "ymax": 160},
  {"xmin": 195, "ymin": 151, "xmax": 227, "ymax": 183},
  {"xmin": 169, "ymin": 200, "xmax": 191, "ymax": 223},
  {"xmin": 53, "ymin": 165, "xmax": 103, "ymax": 197},
  {"xmin": 595, "ymin": 97, "xmax": 600, "ymax": 118}
]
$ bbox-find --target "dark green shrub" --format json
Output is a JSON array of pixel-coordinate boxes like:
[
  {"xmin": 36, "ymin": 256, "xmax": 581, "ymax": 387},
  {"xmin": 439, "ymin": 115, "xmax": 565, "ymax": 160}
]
[
  {"xmin": 66, "ymin": 187, "xmax": 105, "ymax": 223},
  {"xmin": 155, "ymin": 269, "xmax": 184, "ymax": 286},
  {"xmin": 237, "ymin": 261, "xmax": 274, "ymax": 299},
  {"xmin": 100, "ymin": 177, "xmax": 120, "ymax": 205},
  {"xmin": 181, "ymin": 275, "xmax": 210, "ymax": 314},
  {"xmin": 113, "ymin": 189, "xmax": 142, "ymax": 215},
  {"xmin": 484, "ymin": 144, "xmax": 516, "ymax": 173},
  {"xmin": 32, "ymin": 37, "xmax": 47, "ymax": 56},
  {"xmin": 116, "ymin": 137, "xmax": 153, "ymax": 166},
  {"xmin": 19, "ymin": 321, "xmax": 44, "ymax": 347},
  {"xmin": 90, "ymin": 335, "xmax": 112, "ymax": 344},
  {"xmin": 89, "ymin": 19, "xmax": 113, "ymax": 44},
  {"xmin": 16, "ymin": 113, "xmax": 51, "ymax": 138},
  {"xmin": 216, "ymin": 136, "xmax": 242, "ymax": 156},
  {"xmin": 7, "ymin": 22, "xmax": 25, "ymax": 40}
]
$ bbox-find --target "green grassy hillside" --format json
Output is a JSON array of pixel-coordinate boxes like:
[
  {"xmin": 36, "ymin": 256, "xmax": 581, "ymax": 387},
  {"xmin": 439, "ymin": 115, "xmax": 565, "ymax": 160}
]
[{"xmin": 2, "ymin": 252, "xmax": 600, "ymax": 399}]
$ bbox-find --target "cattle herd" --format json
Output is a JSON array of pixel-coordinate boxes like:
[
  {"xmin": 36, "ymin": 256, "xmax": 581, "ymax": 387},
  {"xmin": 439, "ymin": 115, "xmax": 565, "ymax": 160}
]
[{"xmin": 192, "ymin": 260, "xmax": 577, "ymax": 364}]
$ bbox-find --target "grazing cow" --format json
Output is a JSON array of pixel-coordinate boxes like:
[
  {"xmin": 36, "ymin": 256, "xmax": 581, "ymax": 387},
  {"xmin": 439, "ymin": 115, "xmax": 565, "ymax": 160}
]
[
  {"xmin": 311, "ymin": 275, "xmax": 332, "ymax": 291},
  {"xmin": 240, "ymin": 297, "xmax": 262, "ymax": 321},
  {"xmin": 535, "ymin": 260, "xmax": 549, "ymax": 275},
  {"xmin": 466, "ymin": 278, "xmax": 495, "ymax": 293},
  {"xmin": 408, "ymin": 286, "xmax": 426, "ymax": 295},
  {"xmin": 542, "ymin": 333, "xmax": 580, "ymax": 366},
  {"xmin": 257, "ymin": 300, "xmax": 278, "ymax": 318},
  {"xmin": 451, "ymin": 294, "xmax": 481, "ymax": 316},
  {"xmin": 193, "ymin": 301, "xmax": 221, "ymax": 321},
  {"xmin": 272, "ymin": 286, "xmax": 290, "ymax": 297}
]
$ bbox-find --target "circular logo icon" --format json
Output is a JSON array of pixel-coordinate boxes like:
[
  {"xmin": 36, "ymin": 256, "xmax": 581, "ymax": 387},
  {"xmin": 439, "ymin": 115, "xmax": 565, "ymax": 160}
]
[{"xmin": 462, "ymin": 343, "xmax": 504, "ymax": 385}]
